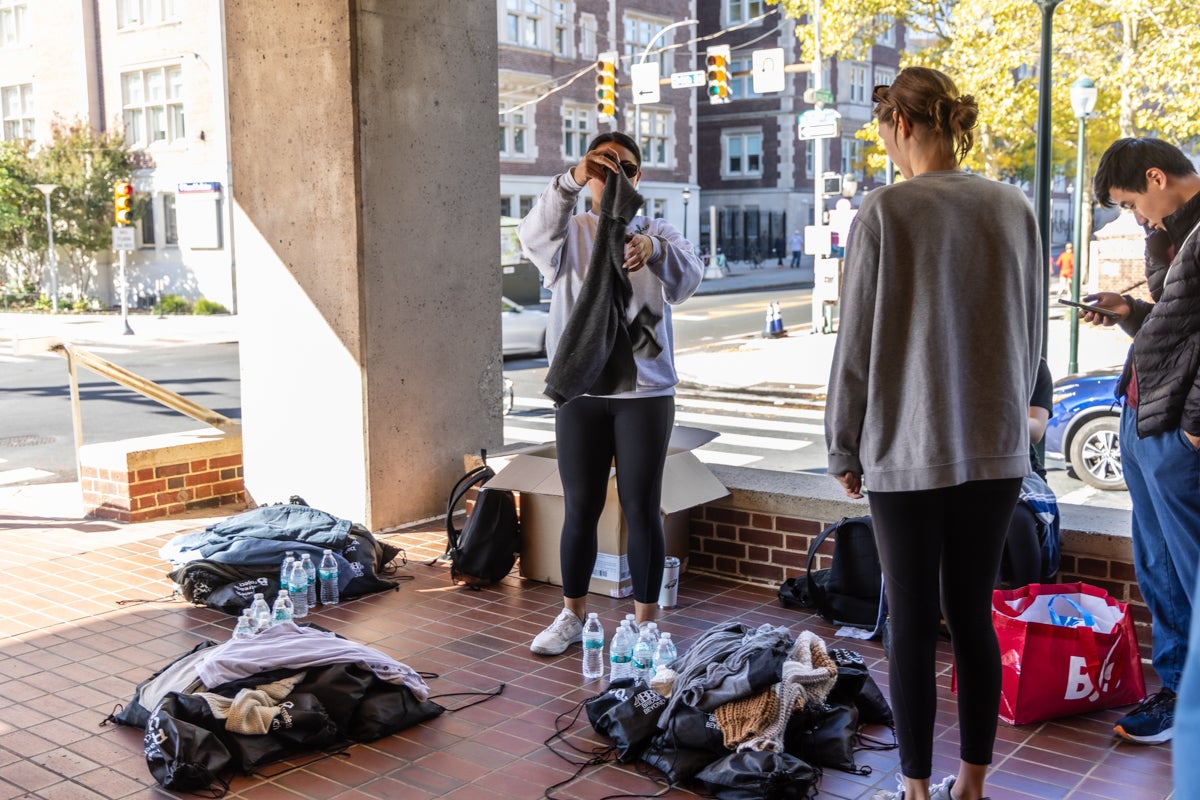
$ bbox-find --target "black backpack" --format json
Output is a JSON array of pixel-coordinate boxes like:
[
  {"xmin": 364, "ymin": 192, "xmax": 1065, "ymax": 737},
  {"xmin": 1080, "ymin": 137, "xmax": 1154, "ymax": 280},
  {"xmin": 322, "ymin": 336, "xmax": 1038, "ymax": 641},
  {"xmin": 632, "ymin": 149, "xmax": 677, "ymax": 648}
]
[
  {"xmin": 441, "ymin": 454, "xmax": 520, "ymax": 587},
  {"xmin": 779, "ymin": 516, "xmax": 886, "ymax": 637}
]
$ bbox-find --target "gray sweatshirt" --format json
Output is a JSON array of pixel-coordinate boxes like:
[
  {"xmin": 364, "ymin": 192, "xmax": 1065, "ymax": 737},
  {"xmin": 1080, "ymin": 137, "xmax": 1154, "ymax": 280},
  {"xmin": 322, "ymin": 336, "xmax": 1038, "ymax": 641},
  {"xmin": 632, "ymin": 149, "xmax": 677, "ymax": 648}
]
[
  {"xmin": 518, "ymin": 171, "xmax": 704, "ymax": 397},
  {"xmin": 825, "ymin": 171, "xmax": 1043, "ymax": 492}
]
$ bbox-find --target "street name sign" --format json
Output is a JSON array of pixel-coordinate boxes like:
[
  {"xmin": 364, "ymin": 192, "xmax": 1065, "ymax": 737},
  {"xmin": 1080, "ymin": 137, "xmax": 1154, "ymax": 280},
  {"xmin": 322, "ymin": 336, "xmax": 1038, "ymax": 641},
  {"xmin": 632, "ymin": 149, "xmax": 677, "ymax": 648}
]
[
  {"xmin": 670, "ymin": 70, "xmax": 706, "ymax": 89},
  {"xmin": 803, "ymin": 87, "xmax": 835, "ymax": 105},
  {"xmin": 631, "ymin": 62, "xmax": 661, "ymax": 104}
]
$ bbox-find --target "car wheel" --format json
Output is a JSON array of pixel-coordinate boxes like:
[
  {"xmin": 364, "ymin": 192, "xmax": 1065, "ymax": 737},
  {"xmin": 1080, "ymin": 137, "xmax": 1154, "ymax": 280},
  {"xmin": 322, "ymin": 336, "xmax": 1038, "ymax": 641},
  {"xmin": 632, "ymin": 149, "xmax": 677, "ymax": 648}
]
[{"xmin": 1069, "ymin": 416, "xmax": 1125, "ymax": 490}]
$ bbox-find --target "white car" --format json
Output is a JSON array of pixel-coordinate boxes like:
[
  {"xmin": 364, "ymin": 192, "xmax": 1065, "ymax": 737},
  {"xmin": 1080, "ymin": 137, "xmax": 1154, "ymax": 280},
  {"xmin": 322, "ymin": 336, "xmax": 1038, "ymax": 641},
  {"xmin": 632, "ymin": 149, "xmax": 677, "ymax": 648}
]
[{"xmin": 501, "ymin": 296, "xmax": 548, "ymax": 357}]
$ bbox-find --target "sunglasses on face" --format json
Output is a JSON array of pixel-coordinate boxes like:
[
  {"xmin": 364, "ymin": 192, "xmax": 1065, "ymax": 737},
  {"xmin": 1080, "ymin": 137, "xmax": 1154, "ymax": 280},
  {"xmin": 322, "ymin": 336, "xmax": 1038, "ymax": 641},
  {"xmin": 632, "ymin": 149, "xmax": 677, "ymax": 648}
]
[
  {"xmin": 871, "ymin": 84, "xmax": 890, "ymax": 104},
  {"xmin": 598, "ymin": 151, "xmax": 640, "ymax": 179}
]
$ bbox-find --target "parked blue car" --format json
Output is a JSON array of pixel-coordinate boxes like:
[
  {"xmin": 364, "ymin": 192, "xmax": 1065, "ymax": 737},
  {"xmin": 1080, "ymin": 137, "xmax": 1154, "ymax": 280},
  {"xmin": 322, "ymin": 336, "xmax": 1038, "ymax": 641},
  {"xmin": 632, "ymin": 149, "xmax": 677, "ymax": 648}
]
[{"xmin": 1045, "ymin": 367, "xmax": 1125, "ymax": 490}]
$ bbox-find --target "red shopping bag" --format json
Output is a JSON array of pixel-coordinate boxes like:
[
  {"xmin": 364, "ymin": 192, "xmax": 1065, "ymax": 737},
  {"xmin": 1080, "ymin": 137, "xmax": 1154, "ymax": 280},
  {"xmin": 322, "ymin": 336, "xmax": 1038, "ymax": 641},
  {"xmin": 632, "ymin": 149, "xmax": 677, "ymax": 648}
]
[{"xmin": 992, "ymin": 582, "xmax": 1145, "ymax": 725}]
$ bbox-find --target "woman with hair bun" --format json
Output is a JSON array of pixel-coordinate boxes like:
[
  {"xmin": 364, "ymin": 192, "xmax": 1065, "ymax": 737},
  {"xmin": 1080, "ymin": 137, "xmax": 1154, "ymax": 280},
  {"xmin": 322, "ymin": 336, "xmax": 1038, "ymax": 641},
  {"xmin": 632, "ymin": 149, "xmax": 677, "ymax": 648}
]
[{"xmin": 825, "ymin": 66, "xmax": 1043, "ymax": 800}]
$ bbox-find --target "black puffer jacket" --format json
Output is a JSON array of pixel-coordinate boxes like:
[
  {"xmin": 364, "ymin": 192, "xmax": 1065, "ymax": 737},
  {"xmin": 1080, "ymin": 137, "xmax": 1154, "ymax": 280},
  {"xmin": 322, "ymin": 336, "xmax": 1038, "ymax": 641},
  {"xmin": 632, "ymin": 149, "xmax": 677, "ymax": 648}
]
[{"xmin": 1116, "ymin": 191, "xmax": 1200, "ymax": 438}]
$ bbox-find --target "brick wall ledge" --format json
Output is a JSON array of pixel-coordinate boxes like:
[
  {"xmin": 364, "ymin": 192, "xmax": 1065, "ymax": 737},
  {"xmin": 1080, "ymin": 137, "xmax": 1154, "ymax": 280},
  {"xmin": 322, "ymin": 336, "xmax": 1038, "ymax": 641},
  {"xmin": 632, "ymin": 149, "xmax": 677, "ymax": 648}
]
[{"xmin": 702, "ymin": 465, "xmax": 1133, "ymax": 567}]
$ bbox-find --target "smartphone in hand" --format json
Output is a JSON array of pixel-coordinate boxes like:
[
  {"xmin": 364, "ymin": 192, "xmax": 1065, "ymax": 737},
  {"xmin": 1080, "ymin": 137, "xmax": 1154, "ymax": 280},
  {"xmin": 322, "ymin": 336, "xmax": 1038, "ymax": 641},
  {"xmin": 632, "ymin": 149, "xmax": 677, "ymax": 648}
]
[{"xmin": 1057, "ymin": 298, "xmax": 1121, "ymax": 319}]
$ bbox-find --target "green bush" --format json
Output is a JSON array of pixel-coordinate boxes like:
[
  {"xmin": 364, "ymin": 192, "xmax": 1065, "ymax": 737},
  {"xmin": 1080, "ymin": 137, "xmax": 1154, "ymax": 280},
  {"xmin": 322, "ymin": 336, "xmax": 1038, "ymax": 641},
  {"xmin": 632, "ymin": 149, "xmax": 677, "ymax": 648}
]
[
  {"xmin": 194, "ymin": 298, "xmax": 229, "ymax": 315},
  {"xmin": 157, "ymin": 294, "xmax": 192, "ymax": 314}
]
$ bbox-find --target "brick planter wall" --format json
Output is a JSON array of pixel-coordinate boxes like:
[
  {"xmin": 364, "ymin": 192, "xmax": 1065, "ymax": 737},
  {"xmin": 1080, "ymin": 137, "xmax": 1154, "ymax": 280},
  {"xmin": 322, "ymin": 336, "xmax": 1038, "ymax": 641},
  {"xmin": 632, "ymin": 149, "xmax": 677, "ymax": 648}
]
[
  {"xmin": 80, "ymin": 429, "xmax": 245, "ymax": 522},
  {"xmin": 687, "ymin": 495, "xmax": 1151, "ymax": 665}
]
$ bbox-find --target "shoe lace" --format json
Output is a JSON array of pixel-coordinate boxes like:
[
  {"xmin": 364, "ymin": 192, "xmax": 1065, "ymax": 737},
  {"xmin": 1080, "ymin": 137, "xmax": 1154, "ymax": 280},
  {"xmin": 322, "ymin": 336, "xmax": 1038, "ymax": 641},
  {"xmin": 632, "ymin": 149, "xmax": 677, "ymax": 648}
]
[{"xmin": 1134, "ymin": 690, "xmax": 1174, "ymax": 714}]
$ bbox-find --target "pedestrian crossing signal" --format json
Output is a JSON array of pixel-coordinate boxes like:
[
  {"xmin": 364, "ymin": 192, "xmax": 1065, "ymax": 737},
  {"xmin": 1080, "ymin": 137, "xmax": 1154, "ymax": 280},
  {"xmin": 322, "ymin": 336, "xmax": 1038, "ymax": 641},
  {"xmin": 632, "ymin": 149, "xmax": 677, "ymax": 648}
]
[
  {"xmin": 595, "ymin": 51, "xmax": 619, "ymax": 121},
  {"xmin": 706, "ymin": 45, "xmax": 731, "ymax": 104},
  {"xmin": 113, "ymin": 181, "xmax": 134, "ymax": 226}
]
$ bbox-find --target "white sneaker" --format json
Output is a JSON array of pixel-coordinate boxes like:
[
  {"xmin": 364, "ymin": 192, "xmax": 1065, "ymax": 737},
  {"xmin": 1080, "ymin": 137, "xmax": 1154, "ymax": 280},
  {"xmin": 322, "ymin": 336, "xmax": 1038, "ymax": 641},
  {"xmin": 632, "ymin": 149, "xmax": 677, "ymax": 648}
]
[
  {"xmin": 872, "ymin": 775, "xmax": 962, "ymax": 800},
  {"xmin": 531, "ymin": 609, "xmax": 584, "ymax": 655}
]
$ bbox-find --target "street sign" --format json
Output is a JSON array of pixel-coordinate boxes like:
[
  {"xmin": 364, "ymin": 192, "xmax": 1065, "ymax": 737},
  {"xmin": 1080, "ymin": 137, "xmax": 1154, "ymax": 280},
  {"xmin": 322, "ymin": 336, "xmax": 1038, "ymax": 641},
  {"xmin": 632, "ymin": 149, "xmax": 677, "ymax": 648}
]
[
  {"xmin": 797, "ymin": 108, "xmax": 841, "ymax": 140},
  {"xmin": 670, "ymin": 70, "xmax": 706, "ymax": 89},
  {"xmin": 112, "ymin": 226, "xmax": 136, "ymax": 252},
  {"xmin": 803, "ymin": 87, "xmax": 835, "ymax": 105},
  {"xmin": 631, "ymin": 61, "xmax": 661, "ymax": 104},
  {"xmin": 751, "ymin": 48, "xmax": 785, "ymax": 94},
  {"xmin": 804, "ymin": 224, "xmax": 832, "ymax": 257}
]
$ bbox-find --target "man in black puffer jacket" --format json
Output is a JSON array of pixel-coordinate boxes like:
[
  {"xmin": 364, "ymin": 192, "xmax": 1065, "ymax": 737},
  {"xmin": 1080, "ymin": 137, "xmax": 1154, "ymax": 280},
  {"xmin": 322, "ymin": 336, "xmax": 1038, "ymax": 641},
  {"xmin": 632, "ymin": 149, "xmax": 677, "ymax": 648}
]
[{"xmin": 1085, "ymin": 138, "xmax": 1200, "ymax": 748}]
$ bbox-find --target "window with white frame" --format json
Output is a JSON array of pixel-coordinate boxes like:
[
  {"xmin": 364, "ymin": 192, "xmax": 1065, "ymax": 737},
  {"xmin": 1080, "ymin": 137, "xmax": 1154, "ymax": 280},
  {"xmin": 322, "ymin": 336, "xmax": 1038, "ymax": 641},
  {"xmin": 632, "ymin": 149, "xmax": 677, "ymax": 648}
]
[
  {"xmin": 806, "ymin": 66, "xmax": 832, "ymax": 93},
  {"xmin": 727, "ymin": 0, "xmax": 764, "ymax": 24},
  {"xmin": 805, "ymin": 142, "xmax": 813, "ymax": 178},
  {"xmin": 624, "ymin": 14, "xmax": 670, "ymax": 73},
  {"xmin": 499, "ymin": 100, "xmax": 532, "ymax": 159},
  {"xmin": 117, "ymin": 0, "xmax": 178, "ymax": 29},
  {"xmin": 649, "ymin": 198, "xmax": 666, "ymax": 219},
  {"xmin": 122, "ymin": 66, "xmax": 184, "ymax": 146},
  {"xmin": 552, "ymin": 1, "xmax": 572, "ymax": 57},
  {"xmin": 723, "ymin": 130, "xmax": 763, "ymax": 178},
  {"xmin": 730, "ymin": 59, "xmax": 759, "ymax": 101},
  {"xmin": 841, "ymin": 137, "xmax": 863, "ymax": 174},
  {"xmin": 1, "ymin": 83, "xmax": 33, "ymax": 140},
  {"xmin": 0, "ymin": 1, "xmax": 27, "ymax": 47},
  {"xmin": 163, "ymin": 193, "xmax": 178, "ymax": 244},
  {"xmin": 848, "ymin": 64, "xmax": 869, "ymax": 104},
  {"xmin": 628, "ymin": 108, "xmax": 672, "ymax": 168},
  {"xmin": 877, "ymin": 15, "xmax": 896, "ymax": 47},
  {"xmin": 563, "ymin": 104, "xmax": 592, "ymax": 161},
  {"xmin": 874, "ymin": 67, "xmax": 896, "ymax": 89},
  {"xmin": 503, "ymin": 0, "xmax": 543, "ymax": 49},
  {"xmin": 579, "ymin": 13, "xmax": 597, "ymax": 59}
]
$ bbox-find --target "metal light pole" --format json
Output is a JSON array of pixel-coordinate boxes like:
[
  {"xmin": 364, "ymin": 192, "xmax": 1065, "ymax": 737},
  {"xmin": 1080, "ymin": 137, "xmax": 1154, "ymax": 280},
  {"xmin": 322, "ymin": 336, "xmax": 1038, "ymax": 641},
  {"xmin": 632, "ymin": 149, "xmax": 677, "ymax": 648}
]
[
  {"xmin": 634, "ymin": 18, "xmax": 698, "ymax": 149},
  {"xmin": 1068, "ymin": 77, "xmax": 1097, "ymax": 375},
  {"xmin": 33, "ymin": 184, "xmax": 59, "ymax": 313},
  {"xmin": 681, "ymin": 186, "xmax": 691, "ymax": 240},
  {"xmin": 1032, "ymin": 0, "xmax": 1062, "ymax": 361}
]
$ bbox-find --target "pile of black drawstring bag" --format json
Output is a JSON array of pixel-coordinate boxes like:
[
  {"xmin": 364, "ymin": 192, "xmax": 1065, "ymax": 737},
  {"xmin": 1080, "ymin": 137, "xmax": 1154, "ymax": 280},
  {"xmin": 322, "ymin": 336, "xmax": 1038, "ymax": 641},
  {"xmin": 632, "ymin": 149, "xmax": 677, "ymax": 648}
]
[
  {"xmin": 103, "ymin": 624, "xmax": 503, "ymax": 796},
  {"xmin": 159, "ymin": 501, "xmax": 404, "ymax": 615},
  {"xmin": 546, "ymin": 621, "xmax": 896, "ymax": 800}
]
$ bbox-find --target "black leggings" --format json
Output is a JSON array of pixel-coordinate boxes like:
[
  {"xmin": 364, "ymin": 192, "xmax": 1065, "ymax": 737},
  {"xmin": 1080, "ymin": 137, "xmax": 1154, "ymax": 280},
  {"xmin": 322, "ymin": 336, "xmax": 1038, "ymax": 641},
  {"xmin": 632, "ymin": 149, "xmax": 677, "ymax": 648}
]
[
  {"xmin": 555, "ymin": 395, "xmax": 675, "ymax": 602},
  {"xmin": 868, "ymin": 478, "xmax": 1021, "ymax": 779}
]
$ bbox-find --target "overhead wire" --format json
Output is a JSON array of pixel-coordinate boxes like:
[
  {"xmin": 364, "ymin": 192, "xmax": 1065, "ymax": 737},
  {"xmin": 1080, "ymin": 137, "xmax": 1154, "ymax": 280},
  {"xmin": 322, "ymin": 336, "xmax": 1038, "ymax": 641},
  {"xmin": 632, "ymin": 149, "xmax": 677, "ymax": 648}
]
[{"xmin": 499, "ymin": 7, "xmax": 784, "ymax": 116}]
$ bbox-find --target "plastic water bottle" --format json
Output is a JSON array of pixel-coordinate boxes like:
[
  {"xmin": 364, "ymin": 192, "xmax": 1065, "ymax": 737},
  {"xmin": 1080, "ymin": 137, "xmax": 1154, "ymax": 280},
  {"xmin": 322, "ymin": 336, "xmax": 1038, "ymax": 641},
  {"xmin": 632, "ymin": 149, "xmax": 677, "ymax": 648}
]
[
  {"xmin": 233, "ymin": 609, "xmax": 255, "ymax": 640},
  {"xmin": 625, "ymin": 613, "xmax": 638, "ymax": 634},
  {"xmin": 279, "ymin": 555, "xmax": 296, "ymax": 590},
  {"xmin": 582, "ymin": 613, "xmax": 605, "ymax": 681},
  {"xmin": 300, "ymin": 553, "xmax": 317, "ymax": 607},
  {"xmin": 288, "ymin": 559, "xmax": 309, "ymax": 618},
  {"xmin": 271, "ymin": 589, "xmax": 294, "ymax": 626},
  {"xmin": 250, "ymin": 593, "xmax": 272, "ymax": 633},
  {"xmin": 609, "ymin": 620, "xmax": 635, "ymax": 682},
  {"xmin": 643, "ymin": 621, "xmax": 660, "ymax": 647},
  {"xmin": 652, "ymin": 632, "xmax": 677, "ymax": 670},
  {"xmin": 632, "ymin": 628, "xmax": 656, "ymax": 683},
  {"xmin": 319, "ymin": 549, "xmax": 339, "ymax": 605}
]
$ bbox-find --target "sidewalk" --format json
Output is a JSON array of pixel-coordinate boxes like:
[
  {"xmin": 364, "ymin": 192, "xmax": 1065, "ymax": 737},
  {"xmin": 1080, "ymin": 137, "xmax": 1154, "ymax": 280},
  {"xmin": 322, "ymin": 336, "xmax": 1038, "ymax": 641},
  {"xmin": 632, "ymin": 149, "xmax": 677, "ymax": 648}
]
[{"xmin": 0, "ymin": 310, "xmax": 240, "ymax": 349}]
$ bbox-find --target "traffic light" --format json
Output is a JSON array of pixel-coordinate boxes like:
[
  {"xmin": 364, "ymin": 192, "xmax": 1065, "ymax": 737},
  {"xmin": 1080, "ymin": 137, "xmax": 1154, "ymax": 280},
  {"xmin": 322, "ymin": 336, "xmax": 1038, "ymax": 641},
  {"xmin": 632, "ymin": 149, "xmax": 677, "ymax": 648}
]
[
  {"xmin": 706, "ymin": 45, "xmax": 731, "ymax": 104},
  {"xmin": 113, "ymin": 181, "xmax": 133, "ymax": 226},
  {"xmin": 595, "ymin": 51, "xmax": 618, "ymax": 121}
]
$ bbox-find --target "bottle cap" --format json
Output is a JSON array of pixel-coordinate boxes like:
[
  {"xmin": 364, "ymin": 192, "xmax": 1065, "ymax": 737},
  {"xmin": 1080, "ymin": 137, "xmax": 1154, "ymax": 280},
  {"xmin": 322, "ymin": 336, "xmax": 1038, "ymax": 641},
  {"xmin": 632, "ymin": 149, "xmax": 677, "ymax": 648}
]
[{"xmin": 588, "ymin": 612, "xmax": 598, "ymax": 619}]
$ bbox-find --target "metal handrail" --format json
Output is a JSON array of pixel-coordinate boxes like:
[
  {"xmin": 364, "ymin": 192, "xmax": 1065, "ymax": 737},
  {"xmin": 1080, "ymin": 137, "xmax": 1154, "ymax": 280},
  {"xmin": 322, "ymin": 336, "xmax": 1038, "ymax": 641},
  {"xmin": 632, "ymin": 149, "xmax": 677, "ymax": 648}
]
[{"xmin": 16, "ymin": 336, "xmax": 239, "ymax": 481}]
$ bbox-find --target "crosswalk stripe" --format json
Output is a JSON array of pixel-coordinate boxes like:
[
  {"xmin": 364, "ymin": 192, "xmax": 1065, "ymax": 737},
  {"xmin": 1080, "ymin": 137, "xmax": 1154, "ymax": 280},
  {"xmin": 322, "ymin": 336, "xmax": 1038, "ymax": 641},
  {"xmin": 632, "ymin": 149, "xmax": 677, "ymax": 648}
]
[
  {"xmin": 692, "ymin": 450, "xmax": 762, "ymax": 466},
  {"xmin": 705, "ymin": 431, "xmax": 811, "ymax": 450},
  {"xmin": 503, "ymin": 425, "xmax": 556, "ymax": 444},
  {"xmin": 0, "ymin": 467, "xmax": 55, "ymax": 486},
  {"xmin": 674, "ymin": 409, "xmax": 824, "ymax": 436},
  {"xmin": 676, "ymin": 396, "xmax": 825, "ymax": 420}
]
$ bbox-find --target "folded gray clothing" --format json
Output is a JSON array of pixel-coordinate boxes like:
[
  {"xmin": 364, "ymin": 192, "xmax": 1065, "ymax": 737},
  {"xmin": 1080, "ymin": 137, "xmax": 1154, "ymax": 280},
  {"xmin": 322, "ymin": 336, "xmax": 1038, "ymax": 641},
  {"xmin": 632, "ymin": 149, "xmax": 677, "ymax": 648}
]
[{"xmin": 659, "ymin": 621, "xmax": 794, "ymax": 729}]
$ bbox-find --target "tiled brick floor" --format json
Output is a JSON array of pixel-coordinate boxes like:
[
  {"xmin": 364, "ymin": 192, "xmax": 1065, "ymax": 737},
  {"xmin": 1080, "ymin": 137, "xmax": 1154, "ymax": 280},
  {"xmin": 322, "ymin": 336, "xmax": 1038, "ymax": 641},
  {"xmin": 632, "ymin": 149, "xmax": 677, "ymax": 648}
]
[{"xmin": 0, "ymin": 501, "xmax": 1175, "ymax": 799}]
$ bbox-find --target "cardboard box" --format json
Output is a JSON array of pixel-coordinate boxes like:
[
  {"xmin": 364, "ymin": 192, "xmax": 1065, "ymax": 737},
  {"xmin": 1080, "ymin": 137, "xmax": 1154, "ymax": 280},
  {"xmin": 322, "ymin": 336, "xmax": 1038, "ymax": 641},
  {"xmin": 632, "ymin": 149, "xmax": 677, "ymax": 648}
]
[{"xmin": 485, "ymin": 426, "xmax": 728, "ymax": 597}]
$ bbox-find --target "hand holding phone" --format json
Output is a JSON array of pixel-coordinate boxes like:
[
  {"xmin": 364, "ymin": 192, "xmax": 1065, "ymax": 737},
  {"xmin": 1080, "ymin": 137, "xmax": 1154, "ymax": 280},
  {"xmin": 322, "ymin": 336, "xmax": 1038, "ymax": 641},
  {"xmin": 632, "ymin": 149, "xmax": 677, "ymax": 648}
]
[{"xmin": 1057, "ymin": 298, "xmax": 1121, "ymax": 319}]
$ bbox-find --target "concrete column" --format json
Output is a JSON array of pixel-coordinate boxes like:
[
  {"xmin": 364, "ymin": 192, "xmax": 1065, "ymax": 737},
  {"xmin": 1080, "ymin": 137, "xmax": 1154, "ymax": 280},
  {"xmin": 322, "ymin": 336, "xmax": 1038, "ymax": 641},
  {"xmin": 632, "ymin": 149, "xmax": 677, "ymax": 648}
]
[{"xmin": 225, "ymin": 1, "xmax": 501, "ymax": 528}]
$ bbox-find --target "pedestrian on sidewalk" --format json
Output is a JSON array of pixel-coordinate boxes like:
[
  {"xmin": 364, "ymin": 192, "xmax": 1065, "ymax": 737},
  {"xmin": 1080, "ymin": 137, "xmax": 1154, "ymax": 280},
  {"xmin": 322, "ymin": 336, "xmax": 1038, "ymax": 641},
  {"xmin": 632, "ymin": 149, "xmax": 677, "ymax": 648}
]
[
  {"xmin": 1082, "ymin": 136, "xmax": 1200, "ymax": 746},
  {"xmin": 825, "ymin": 66, "xmax": 1042, "ymax": 800},
  {"xmin": 789, "ymin": 230, "xmax": 804, "ymax": 269},
  {"xmin": 517, "ymin": 132, "xmax": 703, "ymax": 656},
  {"xmin": 1054, "ymin": 243, "xmax": 1075, "ymax": 295}
]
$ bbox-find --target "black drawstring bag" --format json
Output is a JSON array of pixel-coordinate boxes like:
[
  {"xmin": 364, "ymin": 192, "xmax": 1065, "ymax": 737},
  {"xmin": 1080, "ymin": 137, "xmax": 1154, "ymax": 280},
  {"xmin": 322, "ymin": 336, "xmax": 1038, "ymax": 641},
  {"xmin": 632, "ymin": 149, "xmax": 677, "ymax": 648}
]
[
  {"xmin": 695, "ymin": 750, "xmax": 818, "ymax": 800},
  {"xmin": 826, "ymin": 647, "xmax": 894, "ymax": 727},
  {"xmin": 145, "ymin": 693, "xmax": 234, "ymax": 795},
  {"xmin": 641, "ymin": 704, "xmax": 731, "ymax": 783},
  {"xmin": 585, "ymin": 677, "xmax": 667, "ymax": 762}
]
